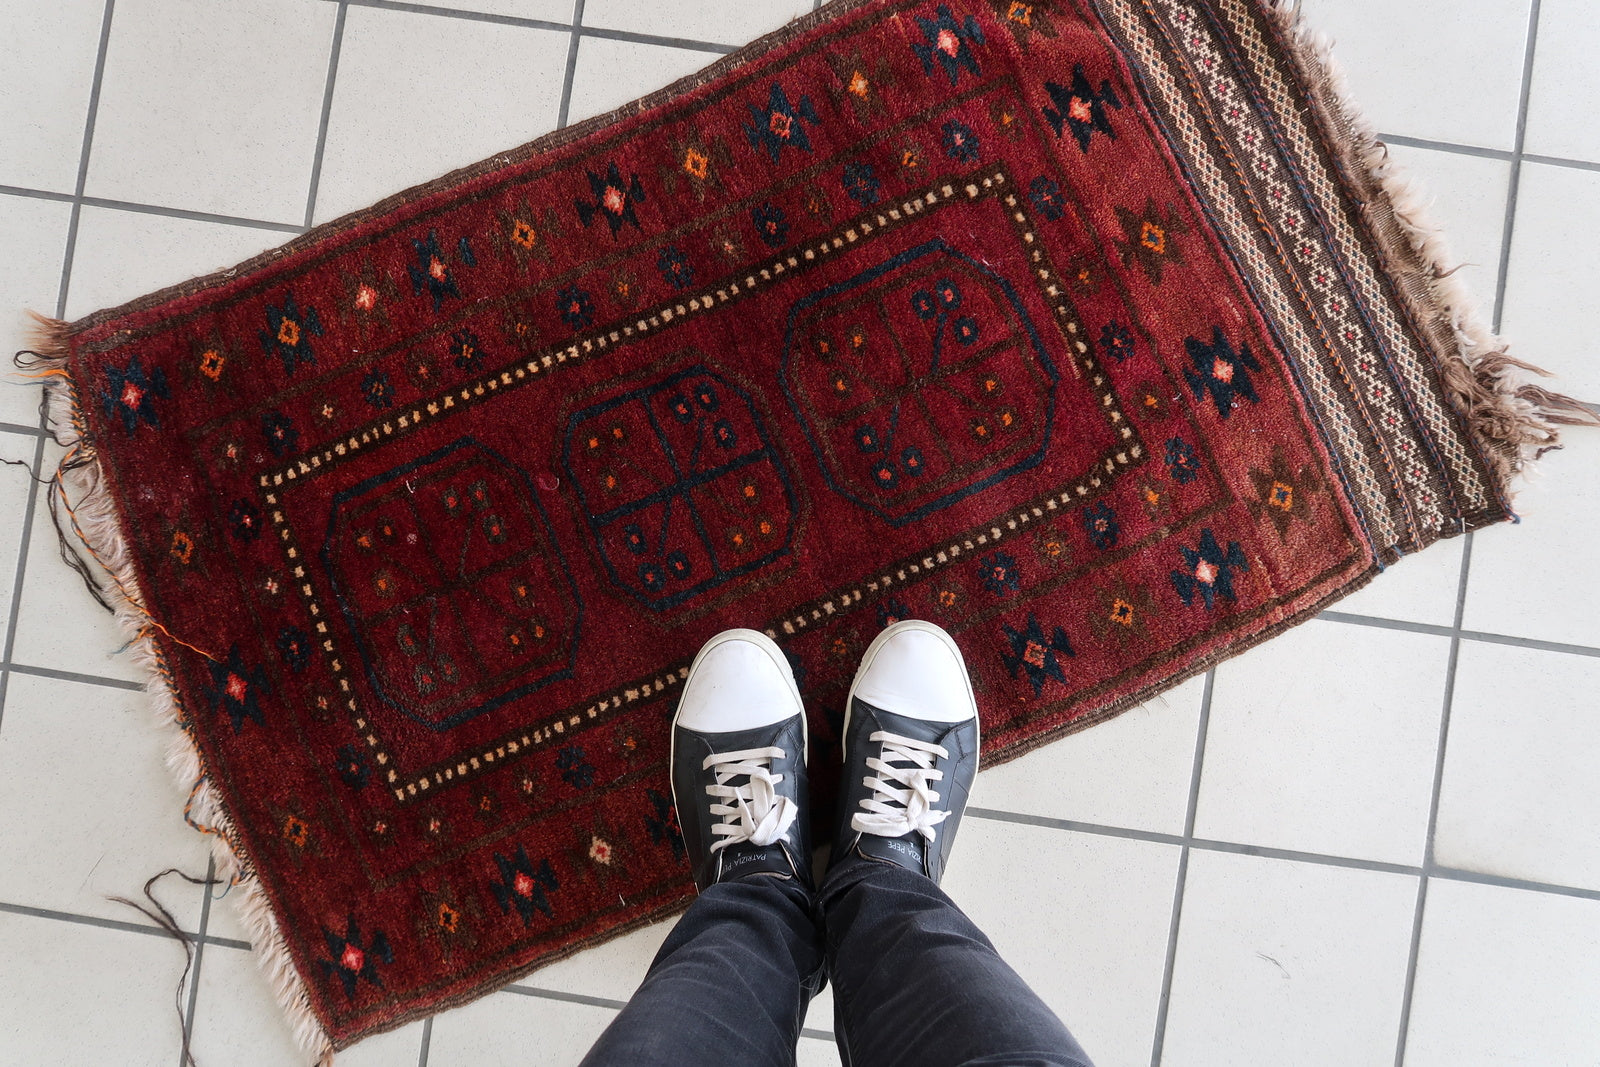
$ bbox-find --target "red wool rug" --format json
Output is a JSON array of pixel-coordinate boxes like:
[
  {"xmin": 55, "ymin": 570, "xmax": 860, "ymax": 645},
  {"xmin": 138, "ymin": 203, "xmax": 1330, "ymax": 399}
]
[{"xmin": 22, "ymin": 0, "xmax": 1587, "ymax": 1056}]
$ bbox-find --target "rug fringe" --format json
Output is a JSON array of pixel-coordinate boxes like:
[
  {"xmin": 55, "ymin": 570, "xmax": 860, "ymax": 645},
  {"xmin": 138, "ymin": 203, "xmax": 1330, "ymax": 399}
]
[
  {"xmin": 1259, "ymin": 0, "xmax": 1598, "ymax": 497},
  {"xmin": 16, "ymin": 324, "xmax": 338, "ymax": 1064}
]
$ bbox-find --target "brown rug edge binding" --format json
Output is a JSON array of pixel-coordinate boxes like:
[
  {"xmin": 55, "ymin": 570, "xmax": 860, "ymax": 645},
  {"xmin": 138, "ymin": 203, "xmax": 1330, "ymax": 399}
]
[{"xmin": 1253, "ymin": 0, "xmax": 1598, "ymax": 500}]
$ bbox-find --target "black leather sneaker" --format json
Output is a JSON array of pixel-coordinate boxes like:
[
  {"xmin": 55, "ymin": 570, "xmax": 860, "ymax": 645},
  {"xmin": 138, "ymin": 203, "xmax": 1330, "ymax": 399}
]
[
  {"xmin": 671, "ymin": 629, "xmax": 811, "ymax": 891},
  {"xmin": 830, "ymin": 620, "xmax": 979, "ymax": 885}
]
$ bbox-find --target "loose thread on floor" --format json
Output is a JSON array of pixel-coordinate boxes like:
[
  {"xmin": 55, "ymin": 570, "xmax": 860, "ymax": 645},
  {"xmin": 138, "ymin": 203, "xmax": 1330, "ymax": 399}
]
[{"xmin": 108, "ymin": 867, "xmax": 225, "ymax": 1067}]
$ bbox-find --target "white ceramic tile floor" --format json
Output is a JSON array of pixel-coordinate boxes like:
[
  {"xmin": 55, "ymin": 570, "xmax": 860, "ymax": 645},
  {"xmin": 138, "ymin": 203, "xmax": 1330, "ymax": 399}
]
[{"xmin": 0, "ymin": 1, "xmax": 1596, "ymax": 1065}]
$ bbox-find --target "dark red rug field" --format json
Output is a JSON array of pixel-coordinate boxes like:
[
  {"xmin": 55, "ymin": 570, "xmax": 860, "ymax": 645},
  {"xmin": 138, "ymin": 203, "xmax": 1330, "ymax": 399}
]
[{"xmin": 25, "ymin": 0, "xmax": 1580, "ymax": 1054}]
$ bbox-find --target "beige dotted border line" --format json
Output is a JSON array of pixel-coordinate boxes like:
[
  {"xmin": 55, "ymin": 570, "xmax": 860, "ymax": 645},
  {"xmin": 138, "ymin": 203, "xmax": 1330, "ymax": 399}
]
[
  {"xmin": 762, "ymin": 440, "xmax": 1146, "ymax": 640},
  {"xmin": 393, "ymin": 666, "xmax": 690, "ymax": 801},
  {"xmin": 257, "ymin": 169, "xmax": 1022, "ymax": 491},
  {"xmin": 261, "ymin": 487, "xmax": 402, "ymax": 788}
]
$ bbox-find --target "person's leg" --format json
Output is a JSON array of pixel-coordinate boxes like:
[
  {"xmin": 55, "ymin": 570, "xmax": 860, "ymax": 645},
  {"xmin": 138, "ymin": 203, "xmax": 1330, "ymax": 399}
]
[
  {"xmin": 820, "ymin": 858, "xmax": 1088, "ymax": 1067},
  {"xmin": 580, "ymin": 872, "xmax": 823, "ymax": 1067},
  {"xmin": 822, "ymin": 621, "xmax": 1092, "ymax": 1067},
  {"xmin": 581, "ymin": 629, "xmax": 822, "ymax": 1067}
]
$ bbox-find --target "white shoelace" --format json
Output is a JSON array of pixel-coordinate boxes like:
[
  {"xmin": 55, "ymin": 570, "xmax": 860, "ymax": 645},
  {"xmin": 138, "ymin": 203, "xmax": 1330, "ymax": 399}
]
[
  {"xmin": 702, "ymin": 747, "xmax": 799, "ymax": 853},
  {"xmin": 850, "ymin": 731, "xmax": 950, "ymax": 842}
]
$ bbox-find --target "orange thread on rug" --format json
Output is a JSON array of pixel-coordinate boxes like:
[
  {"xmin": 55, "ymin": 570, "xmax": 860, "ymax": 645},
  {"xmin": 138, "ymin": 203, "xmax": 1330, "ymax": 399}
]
[{"xmin": 53, "ymin": 446, "xmax": 222, "ymax": 663}]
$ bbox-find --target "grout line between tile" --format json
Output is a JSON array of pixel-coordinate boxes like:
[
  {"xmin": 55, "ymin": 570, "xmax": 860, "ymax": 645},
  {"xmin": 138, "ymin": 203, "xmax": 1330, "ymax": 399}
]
[
  {"xmin": 1393, "ymin": 530, "xmax": 1473, "ymax": 1066},
  {"xmin": 417, "ymin": 1016, "xmax": 432, "ymax": 1066},
  {"xmin": 1364, "ymin": 134, "xmax": 1600, "ymax": 176},
  {"xmin": 503, "ymin": 983, "xmax": 626, "ymax": 1010},
  {"xmin": 0, "ymin": 184, "xmax": 78, "ymax": 205},
  {"xmin": 1521, "ymin": 152, "xmax": 1600, "ymax": 174},
  {"xmin": 1428, "ymin": 866, "xmax": 1600, "ymax": 903},
  {"xmin": 303, "ymin": 3, "xmax": 349, "ymax": 230},
  {"xmin": 178, "ymin": 856, "xmax": 218, "ymax": 1066},
  {"xmin": 328, "ymin": 0, "xmax": 569, "ymax": 33},
  {"xmin": 967, "ymin": 808, "xmax": 1420, "ymax": 877},
  {"xmin": 967, "ymin": 807, "xmax": 1186, "ymax": 847},
  {"xmin": 1491, "ymin": 0, "xmax": 1543, "ymax": 332},
  {"xmin": 76, "ymin": 195, "xmax": 307, "ymax": 235},
  {"xmin": 56, "ymin": 0, "xmax": 118, "ymax": 320},
  {"xmin": 1374, "ymin": 133, "xmax": 1514, "ymax": 162},
  {"xmin": 0, "ymin": 898, "xmax": 200, "ymax": 940},
  {"xmin": 578, "ymin": 25, "xmax": 738, "ymax": 55},
  {"xmin": 0, "ymin": 421, "xmax": 49, "ymax": 438},
  {"xmin": 1147, "ymin": 666, "xmax": 1214, "ymax": 1067},
  {"xmin": 0, "ymin": 433, "xmax": 45, "ymax": 731},
  {"xmin": 1317, "ymin": 610, "xmax": 1600, "ymax": 660},
  {"xmin": 2, "ymin": 661, "xmax": 146, "ymax": 690},
  {"xmin": 556, "ymin": 0, "xmax": 586, "ymax": 130}
]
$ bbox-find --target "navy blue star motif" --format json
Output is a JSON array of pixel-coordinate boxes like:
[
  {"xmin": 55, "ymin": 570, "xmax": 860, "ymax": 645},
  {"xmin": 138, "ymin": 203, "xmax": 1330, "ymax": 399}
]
[
  {"xmin": 744, "ymin": 83, "xmax": 819, "ymax": 163},
  {"xmin": 1170, "ymin": 528, "xmax": 1250, "ymax": 610},
  {"xmin": 203, "ymin": 644, "xmax": 270, "ymax": 732},
  {"xmin": 913, "ymin": 5, "xmax": 985, "ymax": 85},
  {"xmin": 1002, "ymin": 613, "xmax": 1075, "ymax": 696},
  {"xmin": 576, "ymin": 161, "xmax": 647, "ymax": 236},
  {"xmin": 258, "ymin": 293, "xmax": 323, "ymax": 375},
  {"xmin": 99, "ymin": 354, "xmax": 168, "ymax": 434},
  {"xmin": 319, "ymin": 914, "xmax": 393, "ymax": 1000},
  {"xmin": 491, "ymin": 845, "xmax": 559, "ymax": 926},
  {"xmin": 406, "ymin": 231, "xmax": 476, "ymax": 310},
  {"xmin": 1043, "ymin": 63, "xmax": 1123, "ymax": 151},
  {"xmin": 645, "ymin": 788, "xmax": 685, "ymax": 860},
  {"xmin": 1183, "ymin": 327, "xmax": 1262, "ymax": 419}
]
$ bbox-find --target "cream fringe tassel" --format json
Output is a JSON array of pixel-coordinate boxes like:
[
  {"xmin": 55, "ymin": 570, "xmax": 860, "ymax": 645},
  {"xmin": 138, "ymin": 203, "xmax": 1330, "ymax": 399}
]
[
  {"xmin": 19, "ymin": 312, "xmax": 337, "ymax": 1065},
  {"xmin": 1261, "ymin": 0, "xmax": 1596, "ymax": 495}
]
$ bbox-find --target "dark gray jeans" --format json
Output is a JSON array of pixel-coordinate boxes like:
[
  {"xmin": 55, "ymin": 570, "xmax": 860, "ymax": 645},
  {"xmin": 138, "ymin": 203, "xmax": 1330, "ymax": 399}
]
[{"xmin": 580, "ymin": 857, "xmax": 1093, "ymax": 1067}]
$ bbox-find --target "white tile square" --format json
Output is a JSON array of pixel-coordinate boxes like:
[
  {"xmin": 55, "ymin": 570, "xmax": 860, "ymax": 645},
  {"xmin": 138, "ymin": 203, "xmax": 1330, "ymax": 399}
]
[
  {"xmin": 1329, "ymin": 533, "xmax": 1464, "ymax": 628},
  {"xmin": 63, "ymin": 204, "xmax": 283, "ymax": 321},
  {"xmin": 513, "ymin": 916, "xmax": 669, "ymax": 1001},
  {"xmin": 1298, "ymin": 0, "xmax": 1532, "ymax": 150},
  {"xmin": 0, "ymin": 193, "xmax": 73, "ymax": 426},
  {"xmin": 1462, "ymin": 432, "xmax": 1600, "ymax": 648},
  {"xmin": 582, "ymin": 0, "xmax": 813, "ymax": 47},
  {"xmin": 1522, "ymin": 0, "xmax": 1600, "ymax": 163},
  {"xmin": 1433, "ymin": 641, "xmax": 1600, "ymax": 891},
  {"xmin": 1498, "ymin": 162, "xmax": 1600, "ymax": 403},
  {"xmin": 972, "ymin": 674, "xmax": 1204, "ymax": 835},
  {"xmin": 0, "ymin": 911, "xmax": 188, "ymax": 1066},
  {"xmin": 566, "ymin": 37, "xmax": 720, "ymax": 127},
  {"xmin": 84, "ymin": 0, "xmax": 339, "ymax": 225},
  {"xmin": 1403, "ymin": 878, "xmax": 1600, "ymax": 1066},
  {"xmin": 312, "ymin": 6, "xmax": 567, "ymax": 225},
  {"xmin": 1194, "ymin": 620, "xmax": 1449, "ymax": 865},
  {"xmin": 1382, "ymin": 144, "xmax": 1510, "ymax": 309},
  {"xmin": 427, "ymin": 987, "xmax": 618, "ymax": 1066},
  {"xmin": 798, "ymin": 1032, "xmax": 842, "ymax": 1067},
  {"xmin": 0, "ymin": 673, "xmax": 211, "ymax": 930},
  {"xmin": 0, "ymin": 0, "xmax": 104, "ymax": 193},
  {"xmin": 944, "ymin": 820, "xmax": 1181, "ymax": 1067},
  {"xmin": 1160, "ymin": 850, "xmax": 1417, "ymax": 1066},
  {"xmin": 10, "ymin": 470, "xmax": 154, "ymax": 684},
  {"xmin": 188, "ymin": 944, "xmax": 426, "ymax": 1066},
  {"xmin": 0, "ymin": 433, "xmax": 37, "ymax": 652}
]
